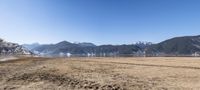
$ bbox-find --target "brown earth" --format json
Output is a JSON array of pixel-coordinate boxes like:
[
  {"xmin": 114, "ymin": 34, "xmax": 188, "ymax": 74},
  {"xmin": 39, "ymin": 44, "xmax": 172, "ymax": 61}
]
[{"xmin": 1, "ymin": 57, "xmax": 200, "ymax": 90}]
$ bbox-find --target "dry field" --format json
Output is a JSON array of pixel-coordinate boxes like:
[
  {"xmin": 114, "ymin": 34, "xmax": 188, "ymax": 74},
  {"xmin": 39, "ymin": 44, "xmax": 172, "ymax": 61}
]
[{"xmin": 1, "ymin": 57, "xmax": 200, "ymax": 90}]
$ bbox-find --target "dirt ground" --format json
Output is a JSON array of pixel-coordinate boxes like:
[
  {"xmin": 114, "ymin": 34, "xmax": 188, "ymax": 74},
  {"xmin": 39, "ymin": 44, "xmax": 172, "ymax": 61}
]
[{"xmin": 1, "ymin": 57, "xmax": 200, "ymax": 90}]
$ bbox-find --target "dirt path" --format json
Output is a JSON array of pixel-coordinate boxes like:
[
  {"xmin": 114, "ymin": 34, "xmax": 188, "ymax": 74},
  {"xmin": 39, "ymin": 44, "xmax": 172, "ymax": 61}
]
[{"xmin": 76, "ymin": 60, "xmax": 200, "ymax": 70}]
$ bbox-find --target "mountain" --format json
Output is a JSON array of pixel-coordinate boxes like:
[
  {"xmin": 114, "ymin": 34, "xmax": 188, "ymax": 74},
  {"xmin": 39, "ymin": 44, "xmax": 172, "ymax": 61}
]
[
  {"xmin": 32, "ymin": 41, "xmax": 142, "ymax": 56},
  {"xmin": 32, "ymin": 41, "xmax": 85, "ymax": 55},
  {"xmin": 146, "ymin": 35, "xmax": 200, "ymax": 56},
  {"xmin": 17, "ymin": 35, "xmax": 200, "ymax": 57},
  {"xmin": 22, "ymin": 43, "xmax": 40, "ymax": 50},
  {"xmin": 77, "ymin": 42, "xmax": 96, "ymax": 47},
  {"xmin": 30, "ymin": 35, "xmax": 200, "ymax": 57},
  {"xmin": 93, "ymin": 44, "xmax": 142, "ymax": 56},
  {"xmin": 0, "ymin": 38, "xmax": 33, "ymax": 55}
]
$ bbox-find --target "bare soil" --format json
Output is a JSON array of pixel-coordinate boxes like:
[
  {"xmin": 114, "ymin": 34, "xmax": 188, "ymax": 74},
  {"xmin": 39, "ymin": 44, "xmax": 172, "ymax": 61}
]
[{"xmin": 1, "ymin": 57, "xmax": 200, "ymax": 90}]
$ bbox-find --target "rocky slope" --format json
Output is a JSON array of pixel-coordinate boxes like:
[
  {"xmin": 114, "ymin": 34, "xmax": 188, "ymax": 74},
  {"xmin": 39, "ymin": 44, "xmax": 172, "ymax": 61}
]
[{"xmin": 0, "ymin": 38, "xmax": 32, "ymax": 55}]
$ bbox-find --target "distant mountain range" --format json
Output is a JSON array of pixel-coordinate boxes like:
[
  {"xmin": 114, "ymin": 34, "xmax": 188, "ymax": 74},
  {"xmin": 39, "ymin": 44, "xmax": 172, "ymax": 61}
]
[
  {"xmin": 0, "ymin": 39, "xmax": 32, "ymax": 55},
  {"xmin": 26, "ymin": 35, "xmax": 200, "ymax": 57},
  {"xmin": 22, "ymin": 43, "xmax": 40, "ymax": 50},
  {"xmin": 24, "ymin": 41, "xmax": 152, "ymax": 56},
  {"xmin": 30, "ymin": 41, "xmax": 146, "ymax": 56},
  {"xmin": 2, "ymin": 35, "xmax": 200, "ymax": 57}
]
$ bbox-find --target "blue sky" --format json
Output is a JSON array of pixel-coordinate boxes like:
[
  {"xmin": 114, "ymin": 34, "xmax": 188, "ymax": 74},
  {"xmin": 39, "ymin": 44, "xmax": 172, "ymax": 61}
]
[{"xmin": 0, "ymin": 0, "xmax": 200, "ymax": 45}]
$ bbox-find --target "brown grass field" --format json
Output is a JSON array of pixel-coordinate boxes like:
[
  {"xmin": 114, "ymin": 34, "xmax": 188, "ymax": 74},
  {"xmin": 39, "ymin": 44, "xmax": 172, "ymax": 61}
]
[{"xmin": 1, "ymin": 57, "xmax": 200, "ymax": 90}]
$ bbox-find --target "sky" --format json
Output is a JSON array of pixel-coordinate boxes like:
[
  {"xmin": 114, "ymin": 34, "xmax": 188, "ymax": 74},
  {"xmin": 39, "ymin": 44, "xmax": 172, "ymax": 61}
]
[{"xmin": 0, "ymin": 0, "xmax": 200, "ymax": 45}]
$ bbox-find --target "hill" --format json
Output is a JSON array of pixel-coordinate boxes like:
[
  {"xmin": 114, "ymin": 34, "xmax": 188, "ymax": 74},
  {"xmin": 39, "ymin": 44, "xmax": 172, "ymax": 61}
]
[{"xmin": 146, "ymin": 35, "xmax": 200, "ymax": 56}]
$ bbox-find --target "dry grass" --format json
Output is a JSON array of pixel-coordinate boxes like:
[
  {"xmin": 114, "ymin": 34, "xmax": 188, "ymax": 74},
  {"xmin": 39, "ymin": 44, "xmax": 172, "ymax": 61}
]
[{"xmin": 1, "ymin": 57, "xmax": 200, "ymax": 90}]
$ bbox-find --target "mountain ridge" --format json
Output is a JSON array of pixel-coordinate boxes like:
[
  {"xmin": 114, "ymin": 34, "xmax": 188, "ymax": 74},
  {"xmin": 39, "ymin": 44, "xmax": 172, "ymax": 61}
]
[
  {"xmin": 31, "ymin": 41, "xmax": 145, "ymax": 56},
  {"xmin": 21, "ymin": 35, "xmax": 200, "ymax": 57}
]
